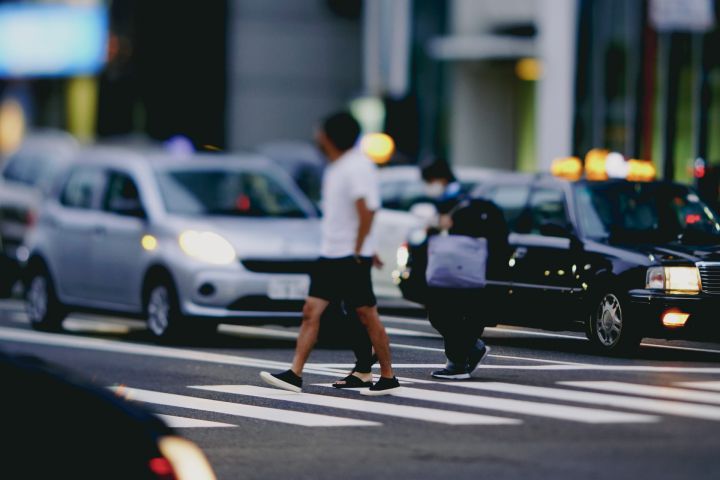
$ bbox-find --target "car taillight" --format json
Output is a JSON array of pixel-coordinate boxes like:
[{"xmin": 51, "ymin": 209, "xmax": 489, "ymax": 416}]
[
  {"xmin": 149, "ymin": 457, "xmax": 177, "ymax": 480},
  {"xmin": 25, "ymin": 210, "xmax": 37, "ymax": 227}
]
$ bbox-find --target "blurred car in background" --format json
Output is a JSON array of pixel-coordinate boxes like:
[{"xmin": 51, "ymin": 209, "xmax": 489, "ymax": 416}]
[
  {"xmin": 0, "ymin": 130, "xmax": 78, "ymax": 296},
  {"xmin": 256, "ymin": 140, "xmax": 325, "ymax": 206},
  {"xmin": 396, "ymin": 170, "xmax": 720, "ymax": 354},
  {"xmin": 24, "ymin": 147, "xmax": 321, "ymax": 340},
  {"xmin": 3, "ymin": 350, "xmax": 216, "ymax": 479},
  {"xmin": 373, "ymin": 165, "xmax": 498, "ymax": 298}
]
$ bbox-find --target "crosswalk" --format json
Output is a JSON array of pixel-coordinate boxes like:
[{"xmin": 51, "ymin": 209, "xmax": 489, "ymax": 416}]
[{"xmin": 111, "ymin": 379, "xmax": 720, "ymax": 429}]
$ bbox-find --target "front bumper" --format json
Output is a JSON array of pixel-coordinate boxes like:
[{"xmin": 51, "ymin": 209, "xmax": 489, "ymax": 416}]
[
  {"xmin": 628, "ymin": 289, "xmax": 720, "ymax": 339},
  {"xmin": 171, "ymin": 259, "xmax": 311, "ymax": 322}
]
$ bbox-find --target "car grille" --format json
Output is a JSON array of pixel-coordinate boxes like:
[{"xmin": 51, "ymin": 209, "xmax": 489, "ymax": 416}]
[
  {"xmin": 241, "ymin": 259, "xmax": 316, "ymax": 274},
  {"xmin": 698, "ymin": 263, "xmax": 720, "ymax": 295}
]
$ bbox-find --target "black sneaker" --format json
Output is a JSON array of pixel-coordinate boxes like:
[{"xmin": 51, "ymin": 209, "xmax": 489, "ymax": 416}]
[
  {"xmin": 360, "ymin": 376, "xmax": 401, "ymax": 396},
  {"xmin": 467, "ymin": 341, "xmax": 490, "ymax": 376},
  {"xmin": 260, "ymin": 369, "xmax": 302, "ymax": 393},
  {"xmin": 431, "ymin": 364, "xmax": 471, "ymax": 380}
]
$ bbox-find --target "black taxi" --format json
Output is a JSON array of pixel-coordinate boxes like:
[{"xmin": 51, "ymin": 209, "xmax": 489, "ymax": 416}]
[{"xmin": 395, "ymin": 172, "xmax": 720, "ymax": 353}]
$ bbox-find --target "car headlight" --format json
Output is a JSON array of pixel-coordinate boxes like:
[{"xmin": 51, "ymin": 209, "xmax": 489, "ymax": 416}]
[
  {"xmin": 646, "ymin": 266, "xmax": 701, "ymax": 294},
  {"xmin": 178, "ymin": 231, "xmax": 236, "ymax": 265},
  {"xmin": 396, "ymin": 243, "xmax": 409, "ymax": 268}
]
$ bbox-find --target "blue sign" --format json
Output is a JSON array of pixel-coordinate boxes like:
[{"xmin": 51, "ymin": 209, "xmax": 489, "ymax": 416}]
[{"xmin": 0, "ymin": 4, "xmax": 108, "ymax": 78}]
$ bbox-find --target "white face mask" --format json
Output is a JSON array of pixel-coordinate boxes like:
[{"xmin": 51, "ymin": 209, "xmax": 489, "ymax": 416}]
[{"xmin": 425, "ymin": 182, "xmax": 445, "ymax": 199}]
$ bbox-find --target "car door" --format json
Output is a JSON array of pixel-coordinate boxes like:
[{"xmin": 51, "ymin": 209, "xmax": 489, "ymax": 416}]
[
  {"xmin": 92, "ymin": 170, "xmax": 148, "ymax": 310},
  {"xmin": 508, "ymin": 182, "xmax": 584, "ymax": 324},
  {"xmin": 50, "ymin": 166, "xmax": 107, "ymax": 300}
]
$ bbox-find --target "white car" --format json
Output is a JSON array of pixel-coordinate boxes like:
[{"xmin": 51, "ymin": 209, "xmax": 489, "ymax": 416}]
[
  {"xmin": 24, "ymin": 147, "xmax": 322, "ymax": 340},
  {"xmin": 373, "ymin": 165, "xmax": 497, "ymax": 298}
]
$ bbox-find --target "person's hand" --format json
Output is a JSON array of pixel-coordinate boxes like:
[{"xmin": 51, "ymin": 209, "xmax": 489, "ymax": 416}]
[
  {"xmin": 372, "ymin": 254, "xmax": 384, "ymax": 270},
  {"xmin": 439, "ymin": 214, "xmax": 454, "ymax": 231}
]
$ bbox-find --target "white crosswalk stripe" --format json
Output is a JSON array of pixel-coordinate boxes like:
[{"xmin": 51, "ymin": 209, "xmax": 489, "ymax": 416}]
[
  {"xmin": 450, "ymin": 382, "xmax": 720, "ymax": 421},
  {"xmin": 557, "ymin": 381, "xmax": 720, "ymax": 405},
  {"xmin": 191, "ymin": 385, "xmax": 520, "ymax": 426},
  {"xmin": 110, "ymin": 387, "xmax": 380, "ymax": 427},
  {"xmin": 316, "ymin": 385, "xmax": 657, "ymax": 424},
  {"xmin": 156, "ymin": 414, "xmax": 236, "ymax": 428},
  {"xmin": 676, "ymin": 381, "xmax": 720, "ymax": 392}
]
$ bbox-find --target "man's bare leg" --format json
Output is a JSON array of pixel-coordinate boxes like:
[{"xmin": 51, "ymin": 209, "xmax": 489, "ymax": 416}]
[
  {"xmin": 355, "ymin": 306, "xmax": 394, "ymax": 378},
  {"xmin": 290, "ymin": 297, "xmax": 329, "ymax": 376}
]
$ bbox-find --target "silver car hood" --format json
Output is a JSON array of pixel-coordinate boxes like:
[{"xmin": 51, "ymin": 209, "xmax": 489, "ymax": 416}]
[{"xmin": 166, "ymin": 216, "xmax": 322, "ymax": 259}]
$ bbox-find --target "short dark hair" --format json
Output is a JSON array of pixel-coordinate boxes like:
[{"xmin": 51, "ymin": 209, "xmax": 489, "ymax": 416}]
[
  {"xmin": 322, "ymin": 111, "xmax": 361, "ymax": 151},
  {"xmin": 421, "ymin": 157, "xmax": 456, "ymax": 183}
]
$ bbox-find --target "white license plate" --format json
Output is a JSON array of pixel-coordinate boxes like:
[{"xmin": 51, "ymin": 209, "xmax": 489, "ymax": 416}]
[{"xmin": 268, "ymin": 277, "xmax": 310, "ymax": 300}]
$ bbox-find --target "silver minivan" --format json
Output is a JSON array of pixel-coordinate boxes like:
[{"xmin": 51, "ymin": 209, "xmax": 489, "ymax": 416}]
[{"xmin": 24, "ymin": 147, "xmax": 321, "ymax": 339}]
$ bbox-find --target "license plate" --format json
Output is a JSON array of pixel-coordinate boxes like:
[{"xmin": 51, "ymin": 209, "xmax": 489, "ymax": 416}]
[{"xmin": 268, "ymin": 277, "xmax": 310, "ymax": 300}]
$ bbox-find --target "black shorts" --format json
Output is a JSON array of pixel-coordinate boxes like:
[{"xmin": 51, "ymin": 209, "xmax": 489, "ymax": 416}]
[{"xmin": 308, "ymin": 256, "xmax": 377, "ymax": 308}]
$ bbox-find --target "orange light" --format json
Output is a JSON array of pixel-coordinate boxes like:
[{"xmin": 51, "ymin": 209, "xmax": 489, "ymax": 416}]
[
  {"xmin": 362, "ymin": 133, "xmax": 395, "ymax": 164},
  {"xmin": 662, "ymin": 310, "xmax": 689, "ymax": 328},
  {"xmin": 551, "ymin": 156, "xmax": 583, "ymax": 181},
  {"xmin": 584, "ymin": 148, "xmax": 609, "ymax": 181},
  {"xmin": 516, "ymin": 58, "xmax": 542, "ymax": 81},
  {"xmin": 626, "ymin": 159, "xmax": 656, "ymax": 182}
]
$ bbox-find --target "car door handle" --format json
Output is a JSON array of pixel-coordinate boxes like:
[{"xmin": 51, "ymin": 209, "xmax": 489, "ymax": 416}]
[{"xmin": 513, "ymin": 247, "xmax": 528, "ymax": 259}]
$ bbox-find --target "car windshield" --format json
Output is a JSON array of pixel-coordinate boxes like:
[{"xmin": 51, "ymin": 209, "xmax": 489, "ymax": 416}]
[
  {"xmin": 575, "ymin": 181, "xmax": 720, "ymax": 244},
  {"xmin": 2, "ymin": 152, "xmax": 62, "ymax": 188},
  {"xmin": 156, "ymin": 168, "xmax": 308, "ymax": 218}
]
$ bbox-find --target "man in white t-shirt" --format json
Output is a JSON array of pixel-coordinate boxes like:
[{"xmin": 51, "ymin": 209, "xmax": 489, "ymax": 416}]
[{"xmin": 261, "ymin": 112, "xmax": 399, "ymax": 395}]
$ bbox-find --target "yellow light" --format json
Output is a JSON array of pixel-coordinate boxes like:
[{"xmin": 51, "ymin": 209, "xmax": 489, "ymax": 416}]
[
  {"xmin": 662, "ymin": 311, "xmax": 690, "ymax": 328},
  {"xmin": 551, "ymin": 156, "xmax": 583, "ymax": 181},
  {"xmin": 0, "ymin": 98, "xmax": 25, "ymax": 155},
  {"xmin": 626, "ymin": 159, "xmax": 656, "ymax": 182},
  {"xmin": 516, "ymin": 58, "xmax": 543, "ymax": 81},
  {"xmin": 158, "ymin": 436, "xmax": 217, "ymax": 480},
  {"xmin": 362, "ymin": 133, "xmax": 395, "ymax": 164},
  {"xmin": 141, "ymin": 235, "xmax": 158, "ymax": 251},
  {"xmin": 585, "ymin": 148, "xmax": 609, "ymax": 181}
]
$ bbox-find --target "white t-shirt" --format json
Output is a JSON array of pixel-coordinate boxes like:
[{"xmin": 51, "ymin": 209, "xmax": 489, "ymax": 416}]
[{"xmin": 321, "ymin": 149, "xmax": 381, "ymax": 258}]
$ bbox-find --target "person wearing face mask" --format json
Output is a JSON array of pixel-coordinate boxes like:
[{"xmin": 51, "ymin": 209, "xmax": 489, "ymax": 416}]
[{"xmin": 420, "ymin": 157, "xmax": 463, "ymax": 231}]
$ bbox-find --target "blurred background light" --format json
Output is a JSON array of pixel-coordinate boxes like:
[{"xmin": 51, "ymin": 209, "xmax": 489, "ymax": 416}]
[
  {"xmin": 551, "ymin": 156, "xmax": 583, "ymax": 181},
  {"xmin": 515, "ymin": 58, "xmax": 542, "ymax": 81},
  {"xmin": 0, "ymin": 4, "xmax": 108, "ymax": 77},
  {"xmin": 350, "ymin": 96, "xmax": 386, "ymax": 134},
  {"xmin": 362, "ymin": 132, "xmax": 395, "ymax": 164},
  {"xmin": 0, "ymin": 97, "xmax": 26, "ymax": 155}
]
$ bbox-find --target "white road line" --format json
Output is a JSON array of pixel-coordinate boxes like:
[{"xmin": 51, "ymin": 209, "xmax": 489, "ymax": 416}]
[
  {"xmin": 307, "ymin": 363, "xmax": 446, "ymax": 369},
  {"xmin": 319, "ymin": 385, "xmax": 656, "ymax": 424},
  {"xmin": 111, "ymin": 387, "xmax": 379, "ymax": 427},
  {"xmin": 156, "ymin": 414, "xmax": 236, "ymax": 428},
  {"xmin": 638, "ymin": 343, "xmax": 720, "ymax": 355},
  {"xmin": 218, "ymin": 324, "xmax": 298, "ymax": 339},
  {"xmin": 558, "ymin": 381, "xmax": 720, "ymax": 405},
  {"xmin": 385, "ymin": 327, "xmax": 441, "ymax": 339},
  {"xmin": 191, "ymin": 385, "xmax": 519, "ymax": 426},
  {"xmin": 453, "ymin": 382, "xmax": 720, "ymax": 421},
  {"xmin": 677, "ymin": 381, "xmax": 720, "ymax": 392},
  {"xmin": 381, "ymin": 316, "xmax": 429, "ymax": 327}
]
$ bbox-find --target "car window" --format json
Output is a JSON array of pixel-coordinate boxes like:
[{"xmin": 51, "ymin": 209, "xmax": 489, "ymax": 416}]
[
  {"xmin": 525, "ymin": 187, "xmax": 570, "ymax": 234},
  {"xmin": 2, "ymin": 152, "xmax": 63, "ymax": 188},
  {"xmin": 380, "ymin": 180, "xmax": 431, "ymax": 211},
  {"xmin": 155, "ymin": 168, "xmax": 309, "ymax": 218},
  {"xmin": 60, "ymin": 167, "xmax": 105, "ymax": 210},
  {"xmin": 103, "ymin": 172, "xmax": 145, "ymax": 217},
  {"xmin": 484, "ymin": 184, "xmax": 531, "ymax": 232}
]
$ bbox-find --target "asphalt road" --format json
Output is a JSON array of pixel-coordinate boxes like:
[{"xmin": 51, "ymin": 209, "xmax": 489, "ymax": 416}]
[{"xmin": 2, "ymin": 298, "xmax": 720, "ymax": 480}]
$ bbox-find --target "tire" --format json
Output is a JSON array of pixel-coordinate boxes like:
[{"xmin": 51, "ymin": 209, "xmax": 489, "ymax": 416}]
[
  {"xmin": 586, "ymin": 291, "xmax": 641, "ymax": 354},
  {"xmin": 25, "ymin": 267, "xmax": 66, "ymax": 332},
  {"xmin": 144, "ymin": 276, "xmax": 218, "ymax": 342}
]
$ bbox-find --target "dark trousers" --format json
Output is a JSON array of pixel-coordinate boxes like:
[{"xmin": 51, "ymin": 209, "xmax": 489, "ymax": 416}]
[
  {"xmin": 321, "ymin": 302, "xmax": 374, "ymax": 373},
  {"xmin": 427, "ymin": 289, "xmax": 486, "ymax": 366}
]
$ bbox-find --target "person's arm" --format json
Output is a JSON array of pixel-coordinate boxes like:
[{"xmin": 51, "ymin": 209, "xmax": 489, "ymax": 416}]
[{"xmin": 354, "ymin": 197, "xmax": 375, "ymax": 259}]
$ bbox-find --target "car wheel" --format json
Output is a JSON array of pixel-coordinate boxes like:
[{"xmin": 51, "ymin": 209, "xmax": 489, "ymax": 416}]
[
  {"xmin": 26, "ymin": 269, "xmax": 65, "ymax": 332},
  {"xmin": 145, "ymin": 278, "xmax": 216, "ymax": 342},
  {"xmin": 586, "ymin": 292, "xmax": 641, "ymax": 354}
]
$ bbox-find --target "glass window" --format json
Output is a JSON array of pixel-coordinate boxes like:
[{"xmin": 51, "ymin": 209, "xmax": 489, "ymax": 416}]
[
  {"xmin": 526, "ymin": 187, "xmax": 569, "ymax": 234},
  {"xmin": 2, "ymin": 152, "xmax": 64, "ymax": 188},
  {"xmin": 103, "ymin": 172, "xmax": 144, "ymax": 216},
  {"xmin": 486, "ymin": 184, "xmax": 531, "ymax": 232},
  {"xmin": 155, "ymin": 168, "xmax": 309, "ymax": 218},
  {"xmin": 60, "ymin": 168, "xmax": 104, "ymax": 209}
]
